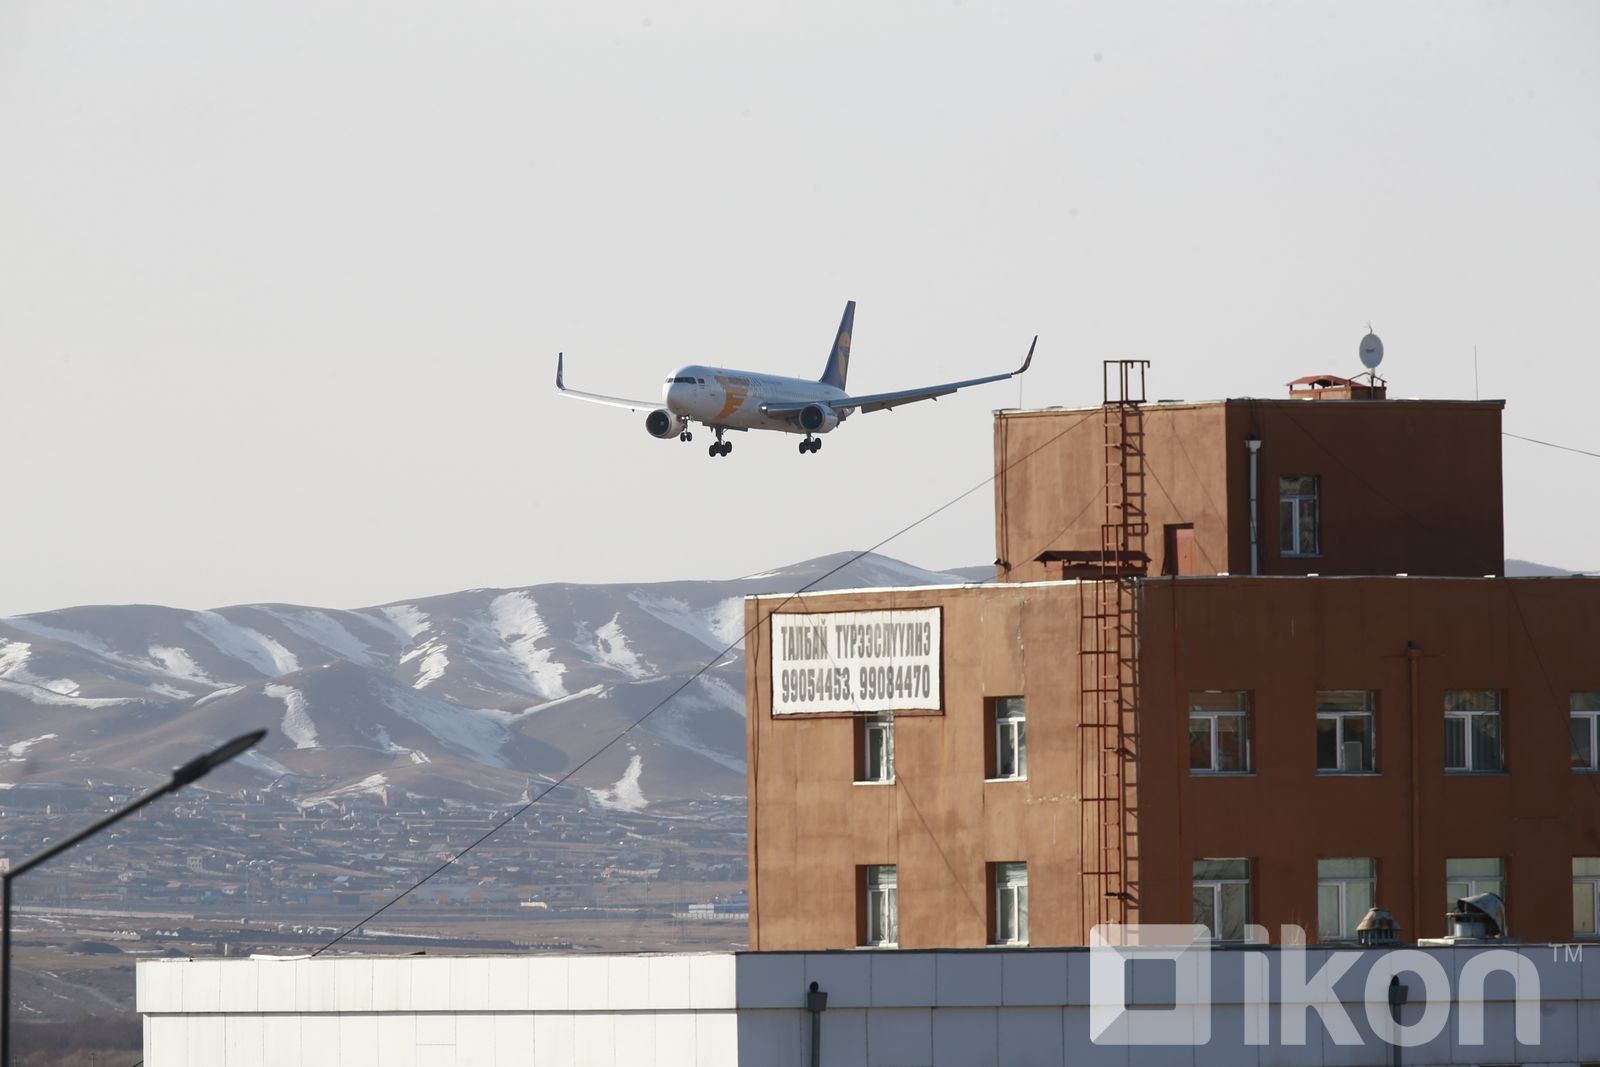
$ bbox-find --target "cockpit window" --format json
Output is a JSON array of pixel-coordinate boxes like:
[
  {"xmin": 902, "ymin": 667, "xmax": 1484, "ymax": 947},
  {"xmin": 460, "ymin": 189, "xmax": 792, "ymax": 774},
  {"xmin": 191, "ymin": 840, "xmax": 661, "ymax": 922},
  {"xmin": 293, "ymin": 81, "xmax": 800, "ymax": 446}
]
[{"xmin": 667, "ymin": 375, "xmax": 697, "ymax": 384}]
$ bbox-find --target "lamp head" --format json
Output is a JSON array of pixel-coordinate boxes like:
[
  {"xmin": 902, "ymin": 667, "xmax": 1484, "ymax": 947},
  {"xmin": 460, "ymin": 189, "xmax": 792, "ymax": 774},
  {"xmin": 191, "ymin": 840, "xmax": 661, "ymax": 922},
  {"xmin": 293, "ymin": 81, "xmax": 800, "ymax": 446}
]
[{"xmin": 171, "ymin": 729, "xmax": 268, "ymax": 787}]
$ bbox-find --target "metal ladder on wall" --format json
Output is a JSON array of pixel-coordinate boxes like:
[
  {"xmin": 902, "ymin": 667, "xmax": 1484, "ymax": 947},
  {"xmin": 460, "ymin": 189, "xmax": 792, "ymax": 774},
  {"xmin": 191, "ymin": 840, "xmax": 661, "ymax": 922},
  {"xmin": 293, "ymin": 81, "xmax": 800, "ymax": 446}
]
[{"xmin": 1077, "ymin": 359, "xmax": 1149, "ymax": 937}]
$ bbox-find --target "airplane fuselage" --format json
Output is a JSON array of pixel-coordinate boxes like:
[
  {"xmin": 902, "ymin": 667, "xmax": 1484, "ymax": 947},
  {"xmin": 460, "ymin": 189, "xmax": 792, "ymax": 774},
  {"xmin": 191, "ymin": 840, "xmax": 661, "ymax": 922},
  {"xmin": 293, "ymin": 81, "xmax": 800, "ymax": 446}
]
[
  {"xmin": 662, "ymin": 365, "xmax": 850, "ymax": 434},
  {"xmin": 555, "ymin": 300, "xmax": 1034, "ymax": 457}
]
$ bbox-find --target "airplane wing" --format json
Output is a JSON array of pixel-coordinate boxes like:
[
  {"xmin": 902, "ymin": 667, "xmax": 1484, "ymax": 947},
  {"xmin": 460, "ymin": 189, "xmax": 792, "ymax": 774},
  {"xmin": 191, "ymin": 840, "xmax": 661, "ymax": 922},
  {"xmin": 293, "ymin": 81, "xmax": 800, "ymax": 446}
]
[
  {"xmin": 554, "ymin": 353, "xmax": 658, "ymax": 412},
  {"xmin": 763, "ymin": 336, "xmax": 1036, "ymax": 417}
]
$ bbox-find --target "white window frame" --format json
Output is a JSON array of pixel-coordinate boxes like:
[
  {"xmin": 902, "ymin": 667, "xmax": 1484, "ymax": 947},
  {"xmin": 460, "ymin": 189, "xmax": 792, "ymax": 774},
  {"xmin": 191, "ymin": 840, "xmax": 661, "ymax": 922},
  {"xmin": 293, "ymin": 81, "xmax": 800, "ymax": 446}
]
[
  {"xmin": 1189, "ymin": 691, "xmax": 1251, "ymax": 775},
  {"xmin": 1444, "ymin": 690, "xmax": 1503, "ymax": 773},
  {"xmin": 993, "ymin": 862, "xmax": 1029, "ymax": 945},
  {"xmin": 1317, "ymin": 858, "xmax": 1376, "ymax": 941},
  {"xmin": 1279, "ymin": 474, "xmax": 1321, "ymax": 556},
  {"xmin": 1445, "ymin": 857, "xmax": 1504, "ymax": 907},
  {"xmin": 1572, "ymin": 694, "xmax": 1600, "ymax": 773},
  {"xmin": 1575, "ymin": 858, "xmax": 1600, "ymax": 939},
  {"xmin": 1192, "ymin": 859, "xmax": 1251, "ymax": 942},
  {"xmin": 865, "ymin": 865, "xmax": 898, "ymax": 947},
  {"xmin": 1317, "ymin": 690, "xmax": 1376, "ymax": 774},
  {"xmin": 993, "ymin": 697, "xmax": 1027, "ymax": 780},
  {"xmin": 860, "ymin": 713, "xmax": 895, "ymax": 783}
]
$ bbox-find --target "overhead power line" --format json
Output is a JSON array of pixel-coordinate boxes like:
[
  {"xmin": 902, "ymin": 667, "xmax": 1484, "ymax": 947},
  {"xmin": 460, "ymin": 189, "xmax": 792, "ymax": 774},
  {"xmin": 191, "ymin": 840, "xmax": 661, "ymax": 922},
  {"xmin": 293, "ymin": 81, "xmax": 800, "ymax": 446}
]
[
  {"xmin": 307, "ymin": 406, "xmax": 1100, "ymax": 957},
  {"xmin": 122, "ymin": 412, "xmax": 1596, "ymax": 1067},
  {"xmin": 1503, "ymin": 432, "xmax": 1600, "ymax": 461},
  {"xmin": 122, "ymin": 408, "xmax": 1100, "ymax": 1067}
]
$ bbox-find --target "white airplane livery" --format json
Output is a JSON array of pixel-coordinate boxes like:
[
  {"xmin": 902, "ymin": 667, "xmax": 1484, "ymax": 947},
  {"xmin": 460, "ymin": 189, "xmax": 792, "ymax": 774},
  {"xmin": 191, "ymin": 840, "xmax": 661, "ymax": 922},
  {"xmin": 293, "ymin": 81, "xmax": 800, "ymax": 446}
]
[{"xmin": 555, "ymin": 301, "xmax": 1036, "ymax": 457}]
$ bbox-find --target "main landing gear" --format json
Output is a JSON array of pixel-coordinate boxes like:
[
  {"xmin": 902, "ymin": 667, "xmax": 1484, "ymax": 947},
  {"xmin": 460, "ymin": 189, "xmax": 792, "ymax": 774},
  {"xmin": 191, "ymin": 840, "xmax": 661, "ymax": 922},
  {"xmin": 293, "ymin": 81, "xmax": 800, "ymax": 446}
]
[
  {"xmin": 708, "ymin": 428, "xmax": 732, "ymax": 458},
  {"xmin": 799, "ymin": 436, "xmax": 822, "ymax": 454}
]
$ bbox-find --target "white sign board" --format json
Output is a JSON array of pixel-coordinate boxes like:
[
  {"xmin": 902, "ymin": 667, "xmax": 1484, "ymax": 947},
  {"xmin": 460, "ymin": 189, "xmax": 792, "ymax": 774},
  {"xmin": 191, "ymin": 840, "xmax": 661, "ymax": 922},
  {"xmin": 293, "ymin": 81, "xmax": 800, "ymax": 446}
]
[{"xmin": 771, "ymin": 608, "xmax": 942, "ymax": 715}]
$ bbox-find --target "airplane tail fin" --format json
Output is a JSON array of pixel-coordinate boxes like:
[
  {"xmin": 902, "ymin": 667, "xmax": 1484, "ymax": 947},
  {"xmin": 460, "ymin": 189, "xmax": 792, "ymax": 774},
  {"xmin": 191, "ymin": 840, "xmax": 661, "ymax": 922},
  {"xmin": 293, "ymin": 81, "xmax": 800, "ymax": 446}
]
[{"xmin": 818, "ymin": 301, "xmax": 855, "ymax": 390}]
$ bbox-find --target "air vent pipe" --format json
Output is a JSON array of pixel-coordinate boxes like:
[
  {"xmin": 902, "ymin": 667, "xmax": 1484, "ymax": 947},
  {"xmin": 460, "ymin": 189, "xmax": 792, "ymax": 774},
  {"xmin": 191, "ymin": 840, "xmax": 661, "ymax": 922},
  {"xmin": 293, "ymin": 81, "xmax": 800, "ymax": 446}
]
[{"xmin": 1246, "ymin": 435, "xmax": 1262, "ymax": 575}]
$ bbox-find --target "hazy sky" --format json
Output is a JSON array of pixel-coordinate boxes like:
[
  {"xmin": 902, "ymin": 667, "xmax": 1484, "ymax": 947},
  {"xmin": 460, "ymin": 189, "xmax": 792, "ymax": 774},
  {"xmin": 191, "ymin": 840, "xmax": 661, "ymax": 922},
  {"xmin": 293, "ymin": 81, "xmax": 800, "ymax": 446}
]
[{"xmin": 3, "ymin": 1, "xmax": 1597, "ymax": 615}]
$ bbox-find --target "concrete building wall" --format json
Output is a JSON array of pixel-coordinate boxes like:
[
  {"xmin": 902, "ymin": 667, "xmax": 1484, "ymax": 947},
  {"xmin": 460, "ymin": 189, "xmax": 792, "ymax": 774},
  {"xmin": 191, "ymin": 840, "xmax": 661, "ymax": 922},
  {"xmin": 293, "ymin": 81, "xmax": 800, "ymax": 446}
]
[
  {"xmin": 1220, "ymin": 400, "xmax": 1505, "ymax": 579},
  {"xmin": 1138, "ymin": 575, "xmax": 1600, "ymax": 944},
  {"xmin": 991, "ymin": 400, "xmax": 1503, "ymax": 584},
  {"xmin": 993, "ymin": 403, "xmax": 1232, "ymax": 584},
  {"xmin": 745, "ymin": 583, "xmax": 1093, "ymax": 952},
  {"xmin": 137, "ymin": 953, "xmax": 739, "ymax": 1067},
  {"xmin": 139, "ymin": 946, "xmax": 1600, "ymax": 1066},
  {"xmin": 747, "ymin": 577, "xmax": 1600, "ymax": 950}
]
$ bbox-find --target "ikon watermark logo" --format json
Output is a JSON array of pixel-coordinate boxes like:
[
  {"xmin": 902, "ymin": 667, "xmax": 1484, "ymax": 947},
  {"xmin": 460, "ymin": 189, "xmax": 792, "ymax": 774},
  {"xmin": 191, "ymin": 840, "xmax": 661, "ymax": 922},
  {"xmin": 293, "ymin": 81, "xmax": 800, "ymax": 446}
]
[
  {"xmin": 1089, "ymin": 924, "xmax": 1549, "ymax": 1049},
  {"xmin": 1088, "ymin": 924, "xmax": 1213, "ymax": 1045}
]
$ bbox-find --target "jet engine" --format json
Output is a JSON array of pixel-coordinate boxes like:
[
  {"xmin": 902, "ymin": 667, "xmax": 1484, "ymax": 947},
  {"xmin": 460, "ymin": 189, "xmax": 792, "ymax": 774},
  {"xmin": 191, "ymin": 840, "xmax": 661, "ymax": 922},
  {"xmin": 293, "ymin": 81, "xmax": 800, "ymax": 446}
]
[
  {"xmin": 798, "ymin": 404, "xmax": 839, "ymax": 434},
  {"xmin": 645, "ymin": 409, "xmax": 686, "ymax": 439}
]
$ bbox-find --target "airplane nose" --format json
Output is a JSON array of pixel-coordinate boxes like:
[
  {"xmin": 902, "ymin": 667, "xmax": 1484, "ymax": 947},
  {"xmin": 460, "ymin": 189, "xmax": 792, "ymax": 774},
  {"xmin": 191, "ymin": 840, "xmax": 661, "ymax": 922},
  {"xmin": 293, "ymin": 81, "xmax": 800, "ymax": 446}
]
[{"xmin": 665, "ymin": 382, "xmax": 684, "ymax": 407}]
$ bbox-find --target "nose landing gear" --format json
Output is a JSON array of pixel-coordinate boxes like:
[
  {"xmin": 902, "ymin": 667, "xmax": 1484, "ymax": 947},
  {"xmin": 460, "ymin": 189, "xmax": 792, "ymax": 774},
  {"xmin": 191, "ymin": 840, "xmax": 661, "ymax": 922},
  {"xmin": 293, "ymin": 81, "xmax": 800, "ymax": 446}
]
[{"xmin": 679, "ymin": 430, "xmax": 693, "ymax": 442}]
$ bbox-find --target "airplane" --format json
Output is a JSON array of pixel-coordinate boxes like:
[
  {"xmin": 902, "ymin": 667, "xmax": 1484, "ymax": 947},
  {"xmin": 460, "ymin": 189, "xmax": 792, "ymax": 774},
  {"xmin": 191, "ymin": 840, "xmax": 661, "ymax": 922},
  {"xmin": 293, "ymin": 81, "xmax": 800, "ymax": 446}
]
[{"xmin": 555, "ymin": 301, "xmax": 1036, "ymax": 457}]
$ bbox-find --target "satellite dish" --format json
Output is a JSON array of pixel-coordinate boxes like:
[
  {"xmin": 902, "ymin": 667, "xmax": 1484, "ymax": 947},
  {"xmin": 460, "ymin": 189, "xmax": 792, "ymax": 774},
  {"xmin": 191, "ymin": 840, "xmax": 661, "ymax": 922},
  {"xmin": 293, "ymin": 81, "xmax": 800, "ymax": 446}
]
[{"xmin": 1359, "ymin": 329, "xmax": 1384, "ymax": 370}]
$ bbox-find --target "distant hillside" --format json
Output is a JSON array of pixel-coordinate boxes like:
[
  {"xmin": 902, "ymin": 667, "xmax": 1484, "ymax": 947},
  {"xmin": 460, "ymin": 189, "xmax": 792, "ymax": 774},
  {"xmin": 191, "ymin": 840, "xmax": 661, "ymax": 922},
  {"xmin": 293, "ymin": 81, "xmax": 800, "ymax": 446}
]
[
  {"xmin": 1505, "ymin": 558, "xmax": 1591, "ymax": 577},
  {"xmin": 0, "ymin": 552, "xmax": 979, "ymax": 811},
  {"xmin": 11, "ymin": 555, "xmax": 1569, "ymax": 810}
]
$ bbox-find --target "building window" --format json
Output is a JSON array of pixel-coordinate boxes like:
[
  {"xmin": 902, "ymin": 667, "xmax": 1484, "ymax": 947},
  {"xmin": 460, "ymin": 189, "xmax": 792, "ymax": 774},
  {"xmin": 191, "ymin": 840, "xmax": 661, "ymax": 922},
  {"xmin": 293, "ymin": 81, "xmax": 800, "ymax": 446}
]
[
  {"xmin": 1575, "ymin": 858, "xmax": 1600, "ymax": 938},
  {"xmin": 862, "ymin": 865, "xmax": 898, "ymax": 947},
  {"xmin": 992, "ymin": 862, "xmax": 1029, "ymax": 945},
  {"xmin": 1189, "ymin": 691, "xmax": 1250, "ymax": 774},
  {"xmin": 1193, "ymin": 858, "xmax": 1251, "ymax": 941},
  {"xmin": 1446, "ymin": 857, "xmax": 1504, "ymax": 906},
  {"xmin": 856, "ymin": 713, "xmax": 895, "ymax": 783},
  {"xmin": 1444, "ymin": 690, "xmax": 1503, "ymax": 772},
  {"xmin": 1573, "ymin": 693, "xmax": 1600, "ymax": 772},
  {"xmin": 1317, "ymin": 690, "xmax": 1376, "ymax": 773},
  {"xmin": 1279, "ymin": 475, "xmax": 1320, "ymax": 555},
  {"xmin": 1318, "ymin": 858, "xmax": 1376, "ymax": 941},
  {"xmin": 989, "ymin": 697, "xmax": 1027, "ymax": 779}
]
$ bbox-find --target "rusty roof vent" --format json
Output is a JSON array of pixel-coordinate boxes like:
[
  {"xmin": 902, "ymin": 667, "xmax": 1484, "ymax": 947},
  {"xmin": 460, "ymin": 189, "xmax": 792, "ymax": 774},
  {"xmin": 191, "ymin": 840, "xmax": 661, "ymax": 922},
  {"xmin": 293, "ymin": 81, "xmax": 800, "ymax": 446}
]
[
  {"xmin": 1355, "ymin": 906, "xmax": 1401, "ymax": 947},
  {"xmin": 1289, "ymin": 328, "xmax": 1391, "ymax": 399},
  {"xmin": 1288, "ymin": 373, "xmax": 1388, "ymax": 400},
  {"xmin": 1447, "ymin": 891, "xmax": 1507, "ymax": 939}
]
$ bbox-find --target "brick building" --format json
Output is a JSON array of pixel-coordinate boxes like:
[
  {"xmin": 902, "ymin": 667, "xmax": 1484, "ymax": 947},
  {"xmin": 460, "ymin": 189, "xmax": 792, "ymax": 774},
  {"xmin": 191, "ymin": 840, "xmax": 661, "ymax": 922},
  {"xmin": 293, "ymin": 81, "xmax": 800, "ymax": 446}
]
[{"xmin": 745, "ymin": 365, "xmax": 1600, "ymax": 950}]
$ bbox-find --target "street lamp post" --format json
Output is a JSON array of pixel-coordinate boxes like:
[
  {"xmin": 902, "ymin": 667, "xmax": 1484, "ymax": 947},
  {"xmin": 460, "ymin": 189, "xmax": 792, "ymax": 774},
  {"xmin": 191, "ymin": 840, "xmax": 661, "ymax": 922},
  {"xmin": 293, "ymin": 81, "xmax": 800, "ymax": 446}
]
[{"xmin": 0, "ymin": 729, "xmax": 266, "ymax": 1066}]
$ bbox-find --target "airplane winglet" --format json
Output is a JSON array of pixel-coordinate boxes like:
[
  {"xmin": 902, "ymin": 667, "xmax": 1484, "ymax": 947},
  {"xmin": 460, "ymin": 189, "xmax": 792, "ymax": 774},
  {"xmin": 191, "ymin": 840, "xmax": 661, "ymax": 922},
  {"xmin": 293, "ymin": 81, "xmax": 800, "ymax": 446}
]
[
  {"xmin": 1015, "ymin": 336, "xmax": 1037, "ymax": 377},
  {"xmin": 556, "ymin": 352, "xmax": 565, "ymax": 390}
]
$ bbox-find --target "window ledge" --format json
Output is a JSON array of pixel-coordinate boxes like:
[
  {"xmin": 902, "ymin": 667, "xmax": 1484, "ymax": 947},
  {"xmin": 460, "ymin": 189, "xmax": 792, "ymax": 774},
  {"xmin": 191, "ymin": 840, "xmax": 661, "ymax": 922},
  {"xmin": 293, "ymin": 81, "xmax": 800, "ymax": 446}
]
[
  {"xmin": 985, "ymin": 776, "xmax": 1029, "ymax": 783},
  {"xmin": 1282, "ymin": 552, "xmax": 1323, "ymax": 559},
  {"xmin": 852, "ymin": 779, "xmax": 896, "ymax": 787},
  {"xmin": 1316, "ymin": 771, "xmax": 1381, "ymax": 777},
  {"xmin": 1444, "ymin": 770, "xmax": 1510, "ymax": 777},
  {"xmin": 1189, "ymin": 771, "xmax": 1256, "ymax": 778},
  {"xmin": 856, "ymin": 943, "xmax": 899, "ymax": 950}
]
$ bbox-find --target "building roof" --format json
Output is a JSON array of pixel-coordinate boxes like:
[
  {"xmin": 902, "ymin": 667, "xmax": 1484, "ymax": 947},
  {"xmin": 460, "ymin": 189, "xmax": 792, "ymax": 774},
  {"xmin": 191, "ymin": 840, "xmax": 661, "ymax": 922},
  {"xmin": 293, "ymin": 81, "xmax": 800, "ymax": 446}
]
[{"xmin": 993, "ymin": 396, "xmax": 1505, "ymax": 417}]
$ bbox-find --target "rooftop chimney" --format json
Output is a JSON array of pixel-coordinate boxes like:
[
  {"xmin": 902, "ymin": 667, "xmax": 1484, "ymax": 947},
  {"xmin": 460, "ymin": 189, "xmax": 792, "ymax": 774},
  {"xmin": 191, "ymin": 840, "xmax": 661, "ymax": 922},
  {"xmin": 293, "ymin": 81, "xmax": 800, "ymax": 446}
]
[
  {"xmin": 1287, "ymin": 374, "xmax": 1387, "ymax": 400},
  {"xmin": 1355, "ymin": 906, "xmax": 1401, "ymax": 947}
]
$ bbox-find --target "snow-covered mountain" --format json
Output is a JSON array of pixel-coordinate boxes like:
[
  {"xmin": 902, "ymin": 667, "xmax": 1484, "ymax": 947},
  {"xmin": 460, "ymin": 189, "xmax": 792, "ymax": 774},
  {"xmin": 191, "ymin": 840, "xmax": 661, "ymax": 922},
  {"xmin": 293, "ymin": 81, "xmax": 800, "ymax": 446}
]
[{"xmin": 0, "ymin": 553, "xmax": 987, "ymax": 810}]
